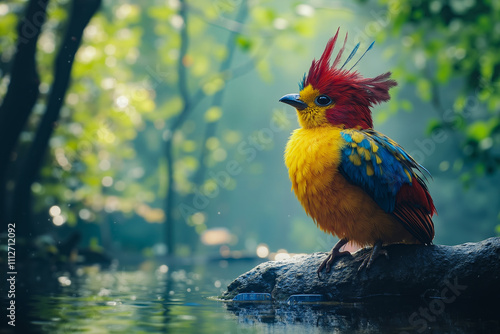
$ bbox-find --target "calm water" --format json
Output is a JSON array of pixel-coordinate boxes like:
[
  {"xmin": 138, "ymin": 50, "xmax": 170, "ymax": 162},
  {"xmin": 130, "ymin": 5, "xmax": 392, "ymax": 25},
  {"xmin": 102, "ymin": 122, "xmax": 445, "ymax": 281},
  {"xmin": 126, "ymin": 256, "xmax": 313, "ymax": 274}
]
[{"xmin": 5, "ymin": 258, "xmax": 499, "ymax": 333}]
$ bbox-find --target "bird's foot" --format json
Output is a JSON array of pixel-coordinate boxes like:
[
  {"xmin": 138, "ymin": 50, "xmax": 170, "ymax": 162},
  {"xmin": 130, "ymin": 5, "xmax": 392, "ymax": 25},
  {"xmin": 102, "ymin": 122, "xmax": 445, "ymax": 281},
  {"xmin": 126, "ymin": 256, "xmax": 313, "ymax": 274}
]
[
  {"xmin": 357, "ymin": 240, "xmax": 389, "ymax": 272},
  {"xmin": 317, "ymin": 239, "xmax": 351, "ymax": 278}
]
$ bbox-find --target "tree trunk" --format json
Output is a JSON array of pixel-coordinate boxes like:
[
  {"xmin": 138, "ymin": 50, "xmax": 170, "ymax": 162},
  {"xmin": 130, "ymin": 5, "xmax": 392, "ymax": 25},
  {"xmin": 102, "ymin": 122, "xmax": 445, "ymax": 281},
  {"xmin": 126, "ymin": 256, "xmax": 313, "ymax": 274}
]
[
  {"xmin": 0, "ymin": 0, "xmax": 49, "ymax": 231},
  {"xmin": 164, "ymin": 0, "xmax": 191, "ymax": 256},
  {"xmin": 11, "ymin": 0, "xmax": 102, "ymax": 239}
]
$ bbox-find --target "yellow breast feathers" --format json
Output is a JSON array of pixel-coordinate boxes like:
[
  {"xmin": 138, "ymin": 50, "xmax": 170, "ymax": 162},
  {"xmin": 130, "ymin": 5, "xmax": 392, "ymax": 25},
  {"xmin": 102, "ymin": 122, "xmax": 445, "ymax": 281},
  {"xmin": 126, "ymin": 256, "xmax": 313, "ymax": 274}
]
[{"xmin": 284, "ymin": 126, "xmax": 344, "ymax": 216}]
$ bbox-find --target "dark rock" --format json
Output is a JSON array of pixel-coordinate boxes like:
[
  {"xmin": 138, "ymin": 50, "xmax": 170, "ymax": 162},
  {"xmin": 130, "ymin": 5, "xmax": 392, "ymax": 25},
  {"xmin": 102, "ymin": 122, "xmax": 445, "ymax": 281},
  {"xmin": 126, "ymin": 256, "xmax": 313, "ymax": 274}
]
[{"xmin": 221, "ymin": 237, "xmax": 500, "ymax": 302}]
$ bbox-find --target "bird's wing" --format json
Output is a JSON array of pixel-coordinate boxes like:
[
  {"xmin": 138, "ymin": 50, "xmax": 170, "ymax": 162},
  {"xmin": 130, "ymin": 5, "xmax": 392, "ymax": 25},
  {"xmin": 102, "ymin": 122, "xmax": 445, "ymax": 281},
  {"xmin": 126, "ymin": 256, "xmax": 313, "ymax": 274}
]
[{"xmin": 339, "ymin": 129, "xmax": 435, "ymax": 244}]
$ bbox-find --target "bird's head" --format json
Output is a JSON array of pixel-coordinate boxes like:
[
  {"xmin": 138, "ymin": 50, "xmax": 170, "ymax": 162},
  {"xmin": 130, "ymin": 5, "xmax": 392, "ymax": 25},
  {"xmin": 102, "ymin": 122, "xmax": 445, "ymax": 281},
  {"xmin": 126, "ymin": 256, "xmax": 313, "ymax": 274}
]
[{"xmin": 279, "ymin": 29, "xmax": 397, "ymax": 129}]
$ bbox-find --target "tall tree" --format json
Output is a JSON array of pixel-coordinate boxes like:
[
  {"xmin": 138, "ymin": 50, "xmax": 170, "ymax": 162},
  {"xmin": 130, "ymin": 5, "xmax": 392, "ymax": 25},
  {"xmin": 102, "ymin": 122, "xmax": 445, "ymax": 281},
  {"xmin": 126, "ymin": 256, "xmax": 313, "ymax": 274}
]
[
  {"xmin": 0, "ymin": 0, "xmax": 49, "ymax": 230},
  {"xmin": 11, "ymin": 0, "xmax": 102, "ymax": 238}
]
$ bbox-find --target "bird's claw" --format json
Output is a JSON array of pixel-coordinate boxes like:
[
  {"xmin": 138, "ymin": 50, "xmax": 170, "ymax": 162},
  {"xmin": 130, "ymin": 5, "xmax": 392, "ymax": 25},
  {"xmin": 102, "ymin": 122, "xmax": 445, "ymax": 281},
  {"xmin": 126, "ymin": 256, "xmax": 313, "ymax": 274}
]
[
  {"xmin": 317, "ymin": 249, "xmax": 351, "ymax": 278},
  {"xmin": 357, "ymin": 241, "xmax": 388, "ymax": 272}
]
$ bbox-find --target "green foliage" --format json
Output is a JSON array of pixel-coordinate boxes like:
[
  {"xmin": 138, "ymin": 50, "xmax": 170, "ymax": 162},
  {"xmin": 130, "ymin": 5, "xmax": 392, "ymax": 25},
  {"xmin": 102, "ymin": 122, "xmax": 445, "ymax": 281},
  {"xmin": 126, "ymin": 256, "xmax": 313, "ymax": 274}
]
[
  {"xmin": 373, "ymin": 0, "xmax": 500, "ymax": 178},
  {"xmin": 366, "ymin": 0, "xmax": 500, "ymax": 235},
  {"xmin": 0, "ymin": 0, "xmax": 327, "ymax": 253}
]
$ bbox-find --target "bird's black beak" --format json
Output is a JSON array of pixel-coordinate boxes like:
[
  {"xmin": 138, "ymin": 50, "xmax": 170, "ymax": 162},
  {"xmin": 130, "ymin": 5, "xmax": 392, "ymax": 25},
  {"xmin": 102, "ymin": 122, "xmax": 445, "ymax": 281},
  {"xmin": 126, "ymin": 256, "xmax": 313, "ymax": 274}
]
[{"xmin": 279, "ymin": 94, "xmax": 308, "ymax": 111}]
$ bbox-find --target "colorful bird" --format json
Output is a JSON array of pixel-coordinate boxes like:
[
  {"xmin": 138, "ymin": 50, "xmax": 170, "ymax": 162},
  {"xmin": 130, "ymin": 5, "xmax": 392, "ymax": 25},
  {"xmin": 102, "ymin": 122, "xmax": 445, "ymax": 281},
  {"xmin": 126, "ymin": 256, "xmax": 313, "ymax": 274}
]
[{"xmin": 279, "ymin": 29, "xmax": 436, "ymax": 276}]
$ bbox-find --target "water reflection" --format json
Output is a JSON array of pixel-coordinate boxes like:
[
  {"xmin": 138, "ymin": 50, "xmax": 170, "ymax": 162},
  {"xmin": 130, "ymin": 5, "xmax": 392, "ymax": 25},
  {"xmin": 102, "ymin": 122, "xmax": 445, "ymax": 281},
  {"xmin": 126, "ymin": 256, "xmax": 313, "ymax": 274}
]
[
  {"xmin": 226, "ymin": 295, "xmax": 500, "ymax": 333},
  {"xmin": 9, "ymin": 260, "xmax": 500, "ymax": 333},
  {"xmin": 14, "ymin": 260, "xmax": 259, "ymax": 333}
]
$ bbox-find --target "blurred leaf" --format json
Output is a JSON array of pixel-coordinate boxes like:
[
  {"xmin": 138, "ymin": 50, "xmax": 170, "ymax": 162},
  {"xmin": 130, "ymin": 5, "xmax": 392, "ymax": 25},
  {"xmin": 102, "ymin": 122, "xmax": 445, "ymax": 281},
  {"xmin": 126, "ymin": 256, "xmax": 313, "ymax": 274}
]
[
  {"xmin": 256, "ymin": 60, "xmax": 272, "ymax": 82},
  {"xmin": 400, "ymin": 99, "xmax": 413, "ymax": 111},
  {"xmin": 466, "ymin": 120, "xmax": 495, "ymax": 141},
  {"xmin": 436, "ymin": 57, "xmax": 452, "ymax": 83},
  {"xmin": 192, "ymin": 55, "xmax": 210, "ymax": 77},
  {"xmin": 251, "ymin": 7, "xmax": 276, "ymax": 25},
  {"xmin": 202, "ymin": 77, "xmax": 225, "ymax": 95},
  {"xmin": 416, "ymin": 78, "xmax": 431, "ymax": 101},
  {"xmin": 182, "ymin": 140, "xmax": 197, "ymax": 152},
  {"xmin": 147, "ymin": 6, "xmax": 175, "ymax": 20},
  {"xmin": 160, "ymin": 97, "xmax": 183, "ymax": 120},
  {"xmin": 223, "ymin": 130, "xmax": 241, "ymax": 144},
  {"xmin": 236, "ymin": 36, "xmax": 252, "ymax": 51},
  {"xmin": 293, "ymin": 20, "xmax": 314, "ymax": 37},
  {"xmin": 204, "ymin": 106, "xmax": 223, "ymax": 123},
  {"xmin": 426, "ymin": 118, "xmax": 442, "ymax": 135}
]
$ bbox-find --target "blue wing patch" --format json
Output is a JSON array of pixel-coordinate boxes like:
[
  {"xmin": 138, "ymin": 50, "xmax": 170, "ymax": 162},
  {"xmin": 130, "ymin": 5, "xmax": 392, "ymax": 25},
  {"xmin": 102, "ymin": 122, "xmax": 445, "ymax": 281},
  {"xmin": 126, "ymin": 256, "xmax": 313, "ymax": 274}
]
[{"xmin": 339, "ymin": 129, "xmax": 425, "ymax": 213}]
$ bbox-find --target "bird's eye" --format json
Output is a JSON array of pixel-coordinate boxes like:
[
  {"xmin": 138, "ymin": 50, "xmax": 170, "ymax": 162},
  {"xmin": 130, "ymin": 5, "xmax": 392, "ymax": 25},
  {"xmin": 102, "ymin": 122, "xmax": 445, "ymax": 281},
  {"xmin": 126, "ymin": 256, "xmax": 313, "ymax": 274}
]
[{"xmin": 314, "ymin": 95, "xmax": 333, "ymax": 106}]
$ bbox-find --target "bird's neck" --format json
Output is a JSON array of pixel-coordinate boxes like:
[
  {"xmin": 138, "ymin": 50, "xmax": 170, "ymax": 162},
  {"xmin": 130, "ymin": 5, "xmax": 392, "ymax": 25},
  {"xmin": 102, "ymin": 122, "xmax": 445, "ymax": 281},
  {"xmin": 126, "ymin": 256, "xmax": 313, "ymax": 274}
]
[{"xmin": 325, "ymin": 105, "xmax": 373, "ymax": 129}]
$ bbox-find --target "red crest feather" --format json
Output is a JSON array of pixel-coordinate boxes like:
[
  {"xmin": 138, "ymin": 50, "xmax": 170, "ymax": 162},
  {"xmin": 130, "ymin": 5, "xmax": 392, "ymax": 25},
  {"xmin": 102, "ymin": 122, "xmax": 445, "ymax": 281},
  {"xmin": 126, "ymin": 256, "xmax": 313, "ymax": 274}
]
[{"xmin": 302, "ymin": 28, "xmax": 397, "ymax": 129}]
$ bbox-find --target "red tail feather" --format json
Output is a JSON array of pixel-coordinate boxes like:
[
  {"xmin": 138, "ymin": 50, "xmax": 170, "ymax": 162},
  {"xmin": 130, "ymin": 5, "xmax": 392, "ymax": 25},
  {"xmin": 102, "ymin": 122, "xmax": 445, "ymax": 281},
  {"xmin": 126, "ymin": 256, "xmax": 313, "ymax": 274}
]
[{"xmin": 394, "ymin": 180, "xmax": 436, "ymax": 244}]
